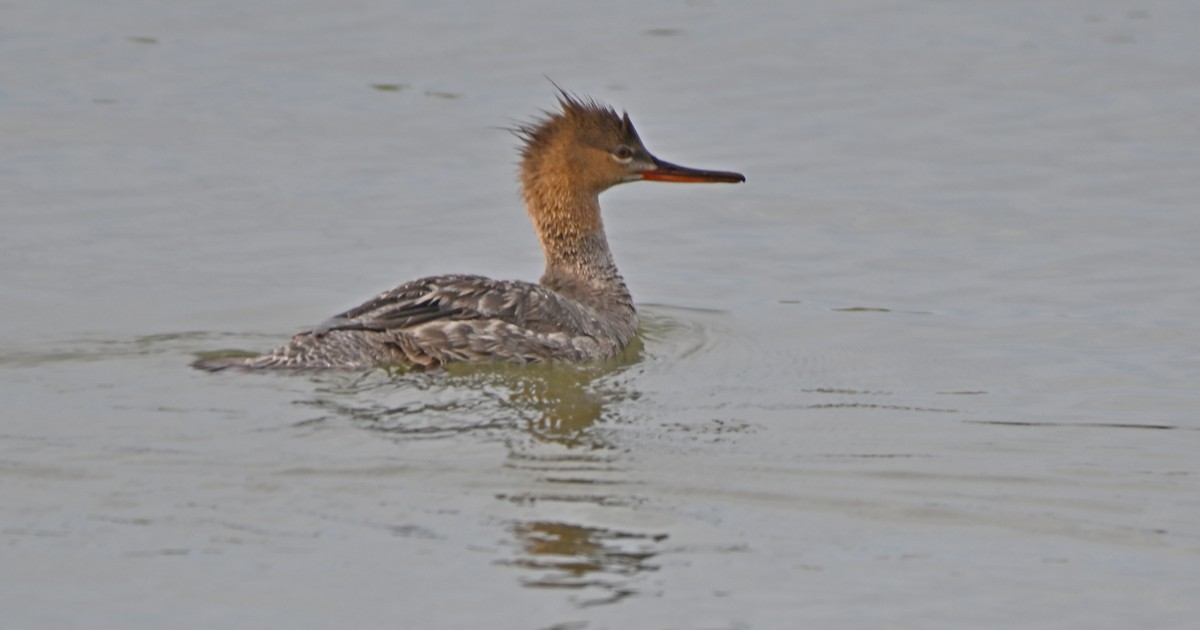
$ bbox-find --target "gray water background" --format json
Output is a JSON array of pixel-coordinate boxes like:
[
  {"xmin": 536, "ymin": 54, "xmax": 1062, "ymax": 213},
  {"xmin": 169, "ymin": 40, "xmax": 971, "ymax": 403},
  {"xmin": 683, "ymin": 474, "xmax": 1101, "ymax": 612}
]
[{"xmin": 2, "ymin": 1, "xmax": 1199, "ymax": 628}]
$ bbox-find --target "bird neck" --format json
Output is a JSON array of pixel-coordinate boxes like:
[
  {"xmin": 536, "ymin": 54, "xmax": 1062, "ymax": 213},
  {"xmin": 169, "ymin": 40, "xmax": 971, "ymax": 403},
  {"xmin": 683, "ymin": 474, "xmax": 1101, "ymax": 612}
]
[{"xmin": 524, "ymin": 186, "xmax": 631, "ymax": 309}]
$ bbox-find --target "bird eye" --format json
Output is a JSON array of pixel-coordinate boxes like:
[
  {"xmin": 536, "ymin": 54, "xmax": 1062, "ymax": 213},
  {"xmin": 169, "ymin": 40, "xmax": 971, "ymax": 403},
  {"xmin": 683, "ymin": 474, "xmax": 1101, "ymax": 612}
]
[{"xmin": 611, "ymin": 145, "xmax": 634, "ymax": 163}]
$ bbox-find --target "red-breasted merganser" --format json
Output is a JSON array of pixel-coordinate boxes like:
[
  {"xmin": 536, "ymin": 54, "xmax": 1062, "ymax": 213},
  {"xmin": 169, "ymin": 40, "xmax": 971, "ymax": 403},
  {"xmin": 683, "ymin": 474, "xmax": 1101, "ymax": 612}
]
[{"xmin": 196, "ymin": 92, "xmax": 744, "ymax": 370}]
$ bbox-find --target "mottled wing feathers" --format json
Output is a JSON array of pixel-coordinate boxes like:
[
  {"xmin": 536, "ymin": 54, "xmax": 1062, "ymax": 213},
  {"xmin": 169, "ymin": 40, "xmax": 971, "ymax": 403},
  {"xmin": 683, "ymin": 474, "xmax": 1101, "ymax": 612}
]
[
  {"xmin": 231, "ymin": 274, "xmax": 623, "ymax": 370},
  {"xmin": 327, "ymin": 274, "xmax": 587, "ymax": 335}
]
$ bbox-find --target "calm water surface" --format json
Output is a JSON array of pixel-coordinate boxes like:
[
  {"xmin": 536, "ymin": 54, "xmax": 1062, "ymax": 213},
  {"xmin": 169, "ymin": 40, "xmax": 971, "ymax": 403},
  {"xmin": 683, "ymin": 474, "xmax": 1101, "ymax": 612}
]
[{"xmin": 3, "ymin": 1, "xmax": 1199, "ymax": 628}]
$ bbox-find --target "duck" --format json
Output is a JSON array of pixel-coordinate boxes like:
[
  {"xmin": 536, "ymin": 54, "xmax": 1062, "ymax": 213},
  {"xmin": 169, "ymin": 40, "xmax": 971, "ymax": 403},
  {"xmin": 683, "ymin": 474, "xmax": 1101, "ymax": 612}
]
[{"xmin": 195, "ymin": 91, "xmax": 744, "ymax": 371}]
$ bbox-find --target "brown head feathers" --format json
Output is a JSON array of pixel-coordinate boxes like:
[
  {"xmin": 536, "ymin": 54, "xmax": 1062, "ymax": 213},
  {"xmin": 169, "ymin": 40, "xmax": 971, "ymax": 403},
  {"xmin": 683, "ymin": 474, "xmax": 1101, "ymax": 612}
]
[{"xmin": 514, "ymin": 90, "xmax": 643, "ymax": 161}]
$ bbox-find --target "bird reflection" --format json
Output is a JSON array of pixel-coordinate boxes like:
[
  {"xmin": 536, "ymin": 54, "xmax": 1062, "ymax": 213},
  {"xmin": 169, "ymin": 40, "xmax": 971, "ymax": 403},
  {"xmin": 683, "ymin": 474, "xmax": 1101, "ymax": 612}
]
[
  {"xmin": 505, "ymin": 365, "xmax": 611, "ymax": 449},
  {"xmin": 293, "ymin": 338, "xmax": 653, "ymax": 606},
  {"xmin": 503, "ymin": 520, "xmax": 665, "ymax": 607},
  {"xmin": 297, "ymin": 336, "xmax": 643, "ymax": 450}
]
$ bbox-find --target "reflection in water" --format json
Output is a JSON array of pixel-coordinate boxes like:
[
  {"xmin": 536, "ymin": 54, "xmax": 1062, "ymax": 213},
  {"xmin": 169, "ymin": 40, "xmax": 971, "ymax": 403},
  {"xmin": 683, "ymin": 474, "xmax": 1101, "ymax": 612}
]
[
  {"xmin": 500, "ymin": 365, "xmax": 614, "ymax": 450},
  {"xmin": 201, "ymin": 309, "xmax": 734, "ymax": 608},
  {"xmin": 503, "ymin": 521, "xmax": 665, "ymax": 607},
  {"xmin": 296, "ymin": 336, "xmax": 644, "ymax": 449},
  {"xmin": 293, "ymin": 334, "xmax": 668, "ymax": 606}
]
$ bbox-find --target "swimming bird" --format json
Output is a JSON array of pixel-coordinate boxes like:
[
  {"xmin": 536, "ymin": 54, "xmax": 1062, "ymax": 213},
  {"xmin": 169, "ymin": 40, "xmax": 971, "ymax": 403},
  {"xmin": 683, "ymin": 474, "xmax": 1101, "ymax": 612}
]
[{"xmin": 195, "ymin": 92, "xmax": 744, "ymax": 371}]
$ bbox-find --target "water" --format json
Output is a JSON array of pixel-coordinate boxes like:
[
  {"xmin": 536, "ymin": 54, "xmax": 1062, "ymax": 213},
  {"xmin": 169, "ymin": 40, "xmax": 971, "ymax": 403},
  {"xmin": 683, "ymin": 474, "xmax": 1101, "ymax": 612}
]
[{"xmin": 3, "ymin": 1, "xmax": 1199, "ymax": 628}]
